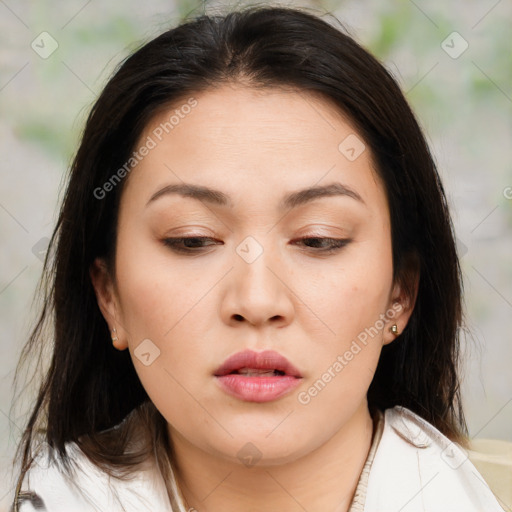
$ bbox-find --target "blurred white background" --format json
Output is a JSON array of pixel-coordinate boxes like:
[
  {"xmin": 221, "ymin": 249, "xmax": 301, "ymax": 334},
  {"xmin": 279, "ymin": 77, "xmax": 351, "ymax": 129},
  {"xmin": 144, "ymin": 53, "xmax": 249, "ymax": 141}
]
[{"xmin": 1, "ymin": 0, "xmax": 511, "ymax": 510}]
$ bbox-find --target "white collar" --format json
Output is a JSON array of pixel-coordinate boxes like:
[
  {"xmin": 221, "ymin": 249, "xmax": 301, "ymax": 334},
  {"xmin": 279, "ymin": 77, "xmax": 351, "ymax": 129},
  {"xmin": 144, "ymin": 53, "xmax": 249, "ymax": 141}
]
[
  {"xmin": 17, "ymin": 406, "xmax": 505, "ymax": 511},
  {"xmin": 363, "ymin": 406, "xmax": 505, "ymax": 511}
]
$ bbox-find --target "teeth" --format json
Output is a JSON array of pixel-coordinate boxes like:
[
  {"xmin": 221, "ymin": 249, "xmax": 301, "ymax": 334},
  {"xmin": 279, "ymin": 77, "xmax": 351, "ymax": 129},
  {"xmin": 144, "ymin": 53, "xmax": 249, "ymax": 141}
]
[{"xmin": 236, "ymin": 368, "xmax": 284, "ymax": 376}]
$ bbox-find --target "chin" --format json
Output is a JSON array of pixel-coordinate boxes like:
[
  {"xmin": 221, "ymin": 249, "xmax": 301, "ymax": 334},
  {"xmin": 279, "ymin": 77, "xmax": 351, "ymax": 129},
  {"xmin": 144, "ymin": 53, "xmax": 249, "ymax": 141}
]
[{"xmin": 206, "ymin": 429, "xmax": 314, "ymax": 468}]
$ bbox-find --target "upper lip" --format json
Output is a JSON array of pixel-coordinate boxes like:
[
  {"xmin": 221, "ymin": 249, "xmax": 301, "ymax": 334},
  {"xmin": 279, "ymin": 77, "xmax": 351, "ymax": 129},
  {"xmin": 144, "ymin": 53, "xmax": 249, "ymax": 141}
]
[{"xmin": 214, "ymin": 349, "xmax": 303, "ymax": 378}]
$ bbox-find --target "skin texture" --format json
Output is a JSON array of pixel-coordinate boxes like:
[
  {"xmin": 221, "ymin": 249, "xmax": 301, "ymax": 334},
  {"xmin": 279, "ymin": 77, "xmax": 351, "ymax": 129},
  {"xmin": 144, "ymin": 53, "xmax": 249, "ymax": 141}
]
[{"xmin": 90, "ymin": 84, "xmax": 417, "ymax": 512}]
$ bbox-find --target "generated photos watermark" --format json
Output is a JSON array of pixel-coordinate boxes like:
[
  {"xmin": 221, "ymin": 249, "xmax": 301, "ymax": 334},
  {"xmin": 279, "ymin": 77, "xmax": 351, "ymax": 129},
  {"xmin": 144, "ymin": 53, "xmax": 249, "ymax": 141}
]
[
  {"xmin": 93, "ymin": 97, "xmax": 198, "ymax": 200},
  {"xmin": 297, "ymin": 302, "xmax": 403, "ymax": 405}
]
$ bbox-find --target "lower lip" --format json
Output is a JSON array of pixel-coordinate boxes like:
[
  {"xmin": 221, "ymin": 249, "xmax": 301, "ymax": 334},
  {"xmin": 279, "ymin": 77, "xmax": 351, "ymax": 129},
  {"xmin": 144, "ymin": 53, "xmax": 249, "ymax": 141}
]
[{"xmin": 215, "ymin": 374, "xmax": 302, "ymax": 402}]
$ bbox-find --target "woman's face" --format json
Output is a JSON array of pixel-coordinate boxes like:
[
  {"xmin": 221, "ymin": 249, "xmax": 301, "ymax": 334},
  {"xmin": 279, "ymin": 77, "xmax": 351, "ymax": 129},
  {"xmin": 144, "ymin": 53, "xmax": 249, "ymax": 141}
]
[{"xmin": 92, "ymin": 84, "xmax": 414, "ymax": 465}]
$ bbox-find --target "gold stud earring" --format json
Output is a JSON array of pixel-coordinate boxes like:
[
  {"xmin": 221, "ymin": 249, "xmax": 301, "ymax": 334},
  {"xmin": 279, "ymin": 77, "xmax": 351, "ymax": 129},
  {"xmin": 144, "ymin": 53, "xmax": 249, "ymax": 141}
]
[
  {"xmin": 111, "ymin": 326, "xmax": 118, "ymax": 342},
  {"xmin": 390, "ymin": 324, "xmax": 399, "ymax": 336}
]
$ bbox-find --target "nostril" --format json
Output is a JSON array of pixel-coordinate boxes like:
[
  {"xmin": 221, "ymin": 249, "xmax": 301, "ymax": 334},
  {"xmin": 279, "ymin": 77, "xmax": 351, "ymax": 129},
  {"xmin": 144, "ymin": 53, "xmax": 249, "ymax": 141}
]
[{"xmin": 233, "ymin": 314, "xmax": 244, "ymax": 322}]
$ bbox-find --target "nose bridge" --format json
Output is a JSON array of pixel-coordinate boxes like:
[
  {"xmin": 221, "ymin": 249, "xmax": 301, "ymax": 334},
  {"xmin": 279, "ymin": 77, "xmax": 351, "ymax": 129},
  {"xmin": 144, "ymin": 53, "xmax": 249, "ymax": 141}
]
[
  {"xmin": 224, "ymin": 233, "xmax": 292, "ymax": 326},
  {"xmin": 235, "ymin": 233, "xmax": 280, "ymax": 298}
]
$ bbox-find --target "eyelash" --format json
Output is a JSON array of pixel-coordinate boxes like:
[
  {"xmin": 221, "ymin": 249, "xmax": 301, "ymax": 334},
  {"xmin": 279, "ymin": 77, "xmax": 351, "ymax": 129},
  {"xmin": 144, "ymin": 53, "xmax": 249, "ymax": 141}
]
[{"xmin": 162, "ymin": 236, "xmax": 351, "ymax": 255}]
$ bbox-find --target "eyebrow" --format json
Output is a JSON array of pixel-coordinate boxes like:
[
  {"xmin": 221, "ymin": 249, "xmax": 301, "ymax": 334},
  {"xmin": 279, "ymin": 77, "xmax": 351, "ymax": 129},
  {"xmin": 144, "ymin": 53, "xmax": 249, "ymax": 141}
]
[{"xmin": 145, "ymin": 181, "xmax": 365, "ymax": 210}]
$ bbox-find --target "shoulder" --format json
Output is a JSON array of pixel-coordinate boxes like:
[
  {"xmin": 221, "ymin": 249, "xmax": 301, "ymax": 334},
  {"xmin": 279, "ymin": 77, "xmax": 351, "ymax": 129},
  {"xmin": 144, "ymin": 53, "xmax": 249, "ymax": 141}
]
[
  {"xmin": 12, "ymin": 441, "xmax": 171, "ymax": 512},
  {"xmin": 364, "ymin": 405, "xmax": 506, "ymax": 512}
]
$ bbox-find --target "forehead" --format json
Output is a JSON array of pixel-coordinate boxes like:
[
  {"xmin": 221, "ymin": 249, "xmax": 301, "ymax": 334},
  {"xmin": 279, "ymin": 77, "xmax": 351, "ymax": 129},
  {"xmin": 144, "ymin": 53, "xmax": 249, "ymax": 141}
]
[{"xmin": 120, "ymin": 84, "xmax": 387, "ymax": 216}]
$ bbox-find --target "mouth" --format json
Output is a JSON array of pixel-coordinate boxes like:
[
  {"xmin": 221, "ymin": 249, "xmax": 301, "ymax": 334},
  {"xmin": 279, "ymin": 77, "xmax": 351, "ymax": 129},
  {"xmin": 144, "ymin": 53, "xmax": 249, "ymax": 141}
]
[
  {"xmin": 225, "ymin": 368, "xmax": 287, "ymax": 377},
  {"xmin": 213, "ymin": 349, "xmax": 303, "ymax": 378},
  {"xmin": 213, "ymin": 349, "xmax": 303, "ymax": 403}
]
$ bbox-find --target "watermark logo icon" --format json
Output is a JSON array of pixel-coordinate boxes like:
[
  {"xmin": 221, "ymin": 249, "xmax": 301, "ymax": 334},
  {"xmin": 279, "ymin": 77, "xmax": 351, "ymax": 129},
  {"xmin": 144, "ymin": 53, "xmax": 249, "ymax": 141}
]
[
  {"xmin": 32, "ymin": 237, "xmax": 50, "ymax": 262},
  {"xmin": 338, "ymin": 134, "xmax": 366, "ymax": 161},
  {"xmin": 441, "ymin": 32, "xmax": 469, "ymax": 59},
  {"xmin": 441, "ymin": 441, "xmax": 469, "ymax": 469},
  {"xmin": 31, "ymin": 32, "xmax": 59, "ymax": 59},
  {"xmin": 236, "ymin": 236, "xmax": 264, "ymax": 264},
  {"xmin": 134, "ymin": 339, "xmax": 161, "ymax": 366},
  {"xmin": 455, "ymin": 237, "xmax": 468, "ymax": 258},
  {"xmin": 237, "ymin": 442, "xmax": 262, "ymax": 468}
]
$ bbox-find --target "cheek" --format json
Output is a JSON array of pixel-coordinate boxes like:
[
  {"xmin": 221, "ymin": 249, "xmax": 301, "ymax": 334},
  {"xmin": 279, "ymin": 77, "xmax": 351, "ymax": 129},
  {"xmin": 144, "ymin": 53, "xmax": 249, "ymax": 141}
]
[
  {"xmin": 114, "ymin": 228, "xmax": 202, "ymax": 338},
  {"xmin": 297, "ymin": 238, "xmax": 394, "ymax": 340},
  {"xmin": 296, "ymin": 255, "xmax": 392, "ymax": 410},
  {"xmin": 293, "ymin": 241, "xmax": 393, "ymax": 408},
  {"xmin": 113, "ymin": 231, "xmax": 217, "ymax": 390},
  {"xmin": 113, "ymin": 243, "xmax": 209, "ymax": 424}
]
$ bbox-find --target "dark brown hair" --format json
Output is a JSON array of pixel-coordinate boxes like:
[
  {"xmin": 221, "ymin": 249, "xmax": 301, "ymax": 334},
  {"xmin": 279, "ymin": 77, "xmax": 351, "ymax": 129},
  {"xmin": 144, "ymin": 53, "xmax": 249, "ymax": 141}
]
[{"xmin": 12, "ymin": 3, "xmax": 468, "ymax": 508}]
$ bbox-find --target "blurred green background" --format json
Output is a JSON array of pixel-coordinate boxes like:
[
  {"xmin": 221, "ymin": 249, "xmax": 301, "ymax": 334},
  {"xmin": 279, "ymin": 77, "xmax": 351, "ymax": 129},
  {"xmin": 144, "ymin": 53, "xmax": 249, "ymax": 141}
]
[{"xmin": 1, "ymin": 0, "xmax": 511, "ymax": 509}]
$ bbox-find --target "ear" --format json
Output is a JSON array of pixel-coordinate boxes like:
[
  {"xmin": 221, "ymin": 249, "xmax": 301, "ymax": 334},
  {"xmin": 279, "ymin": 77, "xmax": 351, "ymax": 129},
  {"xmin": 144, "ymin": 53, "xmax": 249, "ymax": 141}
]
[
  {"xmin": 383, "ymin": 253, "xmax": 420, "ymax": 346},
  {"xmin": 89, "ymin": 257, "xmax": 128, "ymax": 350}
]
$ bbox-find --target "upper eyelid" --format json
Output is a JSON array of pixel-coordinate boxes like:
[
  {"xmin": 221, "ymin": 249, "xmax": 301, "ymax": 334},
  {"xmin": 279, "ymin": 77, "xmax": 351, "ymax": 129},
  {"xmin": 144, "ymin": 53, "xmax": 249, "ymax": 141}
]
[
  {"xmin": 163, "ymin": 235, "xmax": 347, "ymax": 241},
  {"xmin": 162, "ymin": 236, "xmax": 351, "ymax": 249}
]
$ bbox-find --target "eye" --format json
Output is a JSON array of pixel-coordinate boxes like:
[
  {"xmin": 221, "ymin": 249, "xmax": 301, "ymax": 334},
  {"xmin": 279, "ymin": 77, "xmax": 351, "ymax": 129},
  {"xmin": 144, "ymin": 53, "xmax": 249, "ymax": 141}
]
[
  {"xmin": 293, "ymin": 237, "xmax": 351, "ymax": 254},
  {"xmin": 162, "ymin": 237, "xmax": 220, "ymax": 254},
  {"xmin": 162, "ymin": 236, "xmax": 351, "ymax": 255}
]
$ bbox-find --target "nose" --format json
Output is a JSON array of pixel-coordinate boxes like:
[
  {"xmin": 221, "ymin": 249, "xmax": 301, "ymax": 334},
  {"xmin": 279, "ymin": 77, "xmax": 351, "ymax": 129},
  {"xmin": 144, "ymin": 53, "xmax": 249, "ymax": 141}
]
[{"xmin": 220, "ymin": 240, "xmax": 294, "ymax": 328}]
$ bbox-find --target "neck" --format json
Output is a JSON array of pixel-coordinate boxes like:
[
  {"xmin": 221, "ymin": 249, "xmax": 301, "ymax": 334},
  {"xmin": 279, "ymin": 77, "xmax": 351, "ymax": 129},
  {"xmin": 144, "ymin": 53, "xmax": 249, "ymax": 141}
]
[{"xmin": 168, "ymin": 400, "xmax": 375, "ymax": 512}]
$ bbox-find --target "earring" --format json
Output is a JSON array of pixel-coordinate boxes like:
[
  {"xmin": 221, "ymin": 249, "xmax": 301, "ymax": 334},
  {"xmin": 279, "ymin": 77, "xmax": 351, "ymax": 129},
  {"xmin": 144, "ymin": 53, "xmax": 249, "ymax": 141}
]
[
  {"xmin": 111, "ymin": 326, "xmax": 118, "ymax": 342},
  {"xmin": 390, "ymin": 324, "xmax": 399, "ymax": 336}
]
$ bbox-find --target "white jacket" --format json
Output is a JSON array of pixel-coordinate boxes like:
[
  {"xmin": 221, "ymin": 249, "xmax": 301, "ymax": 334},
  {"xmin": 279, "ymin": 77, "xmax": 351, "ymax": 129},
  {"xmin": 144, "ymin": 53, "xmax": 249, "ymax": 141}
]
[{"xmin": 12, "ymin": 405, "xmax": 506, "ymax": 511}]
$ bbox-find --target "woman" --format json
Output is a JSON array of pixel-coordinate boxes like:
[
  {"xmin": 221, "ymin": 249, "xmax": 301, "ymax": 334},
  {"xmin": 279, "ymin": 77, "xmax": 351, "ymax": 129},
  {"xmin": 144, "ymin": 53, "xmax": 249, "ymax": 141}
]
[{"xmin": 11, "ymin": 5, "xmax": 505, "ymax": 511}]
